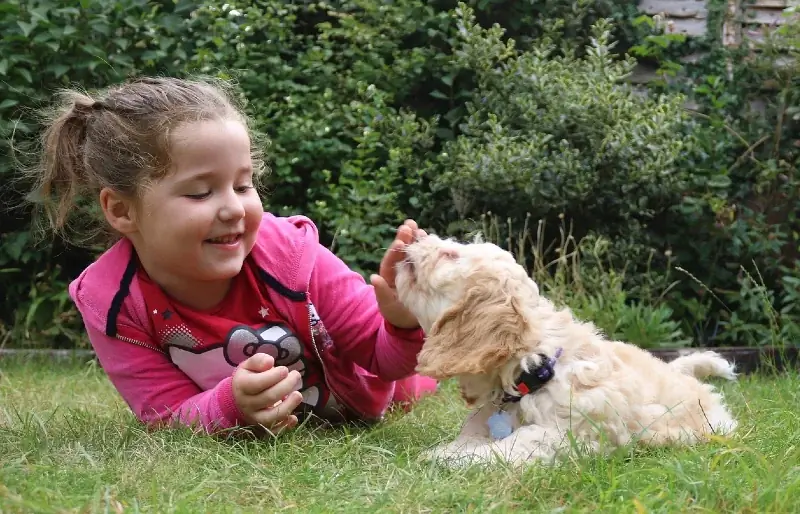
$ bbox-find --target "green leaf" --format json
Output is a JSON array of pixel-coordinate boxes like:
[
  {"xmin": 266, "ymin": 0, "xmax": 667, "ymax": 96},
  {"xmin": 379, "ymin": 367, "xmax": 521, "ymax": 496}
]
[
  {"xmin": 0, "ymin": 99, "xmax": 19, "ymax": 110},
  {"xmin": 16, "ymin": 67, "xmax": 32, "ymax": 84},
  {"xmin": 632, "ymin": 15, "xmax": 655, "ymax": 29},
  {"xmin": 707, "ymin": 175, "xmax": 732, "ymax": 189},
  {"xmin": 17, "ymin": 20, "xmax": 36, "ymax": 37},
  {"xmin": 30, "ymin": 6, "xmax": 50, "ymax": 22},
  {"xmin": 47, "ymin": 64, "xmax": 70, "ymax": 78}
]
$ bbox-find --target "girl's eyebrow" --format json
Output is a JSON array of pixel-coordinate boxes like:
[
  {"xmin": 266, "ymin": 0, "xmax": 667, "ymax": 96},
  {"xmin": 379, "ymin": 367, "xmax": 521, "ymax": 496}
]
[
  {"xmin": 173, "ymin": 167, "xmax": 253, "ymax": 186},
  {"xmin": 174, "ymin": 170, "xmax": 216, "ymax": 185}
]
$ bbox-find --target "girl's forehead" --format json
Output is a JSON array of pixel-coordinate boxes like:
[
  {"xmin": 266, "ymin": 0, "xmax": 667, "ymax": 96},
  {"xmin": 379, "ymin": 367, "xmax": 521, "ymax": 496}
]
[{"xmin": 167, "ymin": 120, "xmax": 252, "ymax": 179}]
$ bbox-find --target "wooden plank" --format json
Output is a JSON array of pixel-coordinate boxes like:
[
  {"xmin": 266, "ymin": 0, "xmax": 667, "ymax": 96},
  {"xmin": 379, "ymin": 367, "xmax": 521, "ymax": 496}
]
[
  {"xmin": 749, "ymin": 0, "xmax": 788, "ymax": 7},
  {"xmin": 679, "ymin": 51, "xmax": 709, "ymax": 63},
  {"xmin": 628, "ymin": 64, "xmax": 661, "ymax": 84},
  {"xmin": 669, "ymin": 17, "xmax": 708, "ymax": 36},
  {"xmin": 639, "ymin": 0, "xmax": 708, "ymax": 18},
  {"xmin": 742, "ymin": 27, "xmax": 769, "ymax": 43},
  {"xmin": 742, "ymin": 8, "xmax": 796, "ymax": 25},
  {"xmin": 741, "ymin": 25, "xmax": 793, "ymax": 44},
  {"xmin": 723, "ymin": 0, "xmax": 742, "ymax": 47}
]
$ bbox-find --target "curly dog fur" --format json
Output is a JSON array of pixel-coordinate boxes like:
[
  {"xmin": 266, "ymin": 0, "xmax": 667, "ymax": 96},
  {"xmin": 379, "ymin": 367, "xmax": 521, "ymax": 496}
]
[{"xmin": 395, "ymin": 234, "xmax": 738, "ymax": 467}]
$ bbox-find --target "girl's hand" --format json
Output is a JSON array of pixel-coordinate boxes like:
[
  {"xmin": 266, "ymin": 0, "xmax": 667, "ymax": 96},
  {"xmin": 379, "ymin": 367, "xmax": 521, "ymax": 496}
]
[
  {"xmin": 371, "ymin": 219, "xmax": 427, "ymax": 330},
  {"xmin": 232, "ymin": 354, "xmax": 303, "ymax": 433}
]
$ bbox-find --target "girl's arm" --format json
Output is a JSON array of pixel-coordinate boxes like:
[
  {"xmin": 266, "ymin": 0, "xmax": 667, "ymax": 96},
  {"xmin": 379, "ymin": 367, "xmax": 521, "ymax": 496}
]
[
  {"xmin": 86, "ymin": 324, "xmax": 246, "ymax": 433},
  {"xmin": 309, "ymin": 244, "xmax": 425, "ymax": 382}
]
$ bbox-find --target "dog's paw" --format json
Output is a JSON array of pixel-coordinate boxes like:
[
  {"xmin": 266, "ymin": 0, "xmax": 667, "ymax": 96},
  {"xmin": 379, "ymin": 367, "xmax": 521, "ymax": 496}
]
[
  {"xmin": 420, "ymin": 445, "xmax": 465, "ymax": 468},
  {"xmin": 421, "ymin": 442, "xmax": 496, "ymax": 468},
  {"xmin": 422, "ymin": 440, "xmax": 522, "ymax": 469}
]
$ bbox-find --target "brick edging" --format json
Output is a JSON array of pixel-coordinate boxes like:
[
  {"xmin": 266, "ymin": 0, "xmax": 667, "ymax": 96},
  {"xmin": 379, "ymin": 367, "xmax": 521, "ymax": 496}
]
[{"xmin": 1, "ymin": 346, "xmax": 797, "ymax": 374}]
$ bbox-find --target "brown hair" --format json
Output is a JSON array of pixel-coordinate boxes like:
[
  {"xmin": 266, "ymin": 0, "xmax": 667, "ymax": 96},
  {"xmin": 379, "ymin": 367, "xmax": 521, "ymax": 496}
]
[{"xmin": 24, "ymin": 75, "xmax": 267, "ymax": 246}]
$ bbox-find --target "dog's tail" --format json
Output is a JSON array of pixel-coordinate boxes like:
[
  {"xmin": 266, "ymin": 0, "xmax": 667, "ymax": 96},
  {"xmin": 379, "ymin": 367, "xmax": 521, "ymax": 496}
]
[{"xmin": 669, "ymin": 351, "xmax": 737, "ymax": 381}]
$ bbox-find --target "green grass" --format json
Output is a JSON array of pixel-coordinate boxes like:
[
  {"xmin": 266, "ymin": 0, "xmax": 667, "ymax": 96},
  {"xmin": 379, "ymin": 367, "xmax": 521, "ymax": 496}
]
[{"xmin": 1, "ymin": 356, "xmax": 798, "ymax": 513}]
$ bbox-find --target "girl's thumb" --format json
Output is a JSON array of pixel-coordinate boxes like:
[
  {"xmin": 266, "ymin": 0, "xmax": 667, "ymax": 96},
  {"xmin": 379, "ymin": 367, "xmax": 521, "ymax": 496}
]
[
  {"xmin": 242, "ymin": 353, "xmax": 274, "ymax": 372},
  {"xmin": 370, "ymin": 274, "xmax": 392, "ymax": 307}
]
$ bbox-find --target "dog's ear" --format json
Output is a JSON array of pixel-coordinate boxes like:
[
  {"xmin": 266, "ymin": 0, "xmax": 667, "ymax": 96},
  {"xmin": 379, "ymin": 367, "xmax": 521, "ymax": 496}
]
[{"xmin": 415, "ymin": 279, "xmax": 535, "ymax": 379}]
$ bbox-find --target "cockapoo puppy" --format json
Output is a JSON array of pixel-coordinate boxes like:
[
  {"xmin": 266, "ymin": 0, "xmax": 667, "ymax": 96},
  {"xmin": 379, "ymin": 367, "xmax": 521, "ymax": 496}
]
[{"xmin": 395, "ymin": 234, "xmax": 738, "ymax": 467}]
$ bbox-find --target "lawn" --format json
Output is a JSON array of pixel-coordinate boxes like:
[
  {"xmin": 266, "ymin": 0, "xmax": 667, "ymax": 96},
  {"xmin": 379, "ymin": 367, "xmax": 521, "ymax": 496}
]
[{"xmin": 1, "ymin": 355, "xmax": 798, "ymax": 513}]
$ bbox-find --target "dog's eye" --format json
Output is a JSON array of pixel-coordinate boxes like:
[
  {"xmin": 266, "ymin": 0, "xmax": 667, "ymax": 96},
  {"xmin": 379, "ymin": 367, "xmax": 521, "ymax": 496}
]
[{"xmin": 440, "ymin": 249, "xmax": 459, "ymax": 260}]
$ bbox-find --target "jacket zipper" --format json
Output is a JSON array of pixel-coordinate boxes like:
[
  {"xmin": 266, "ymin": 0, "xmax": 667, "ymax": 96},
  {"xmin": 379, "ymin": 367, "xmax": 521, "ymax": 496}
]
[
  {"xmin": 305, "ymin": 293, "xmax": 367, "ymax": 420},
  {"xmin": 116, "ymin": 334, "xmax": 166, "ymax": 354}
]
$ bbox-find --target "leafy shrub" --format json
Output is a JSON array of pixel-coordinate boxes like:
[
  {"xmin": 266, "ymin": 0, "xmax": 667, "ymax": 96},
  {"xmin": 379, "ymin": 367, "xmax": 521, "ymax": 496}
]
[
  {"xmin": 635, "ymin": 4, "xmax": 800, "ymax": 346},
  {"xmin": 477, "ymin": 214, "xmax": 692, "ymax": 349},
  {"xmin": 179, "ymin": 0, "xmax": 649, "ymax": 272},
  {"xmin": 1, "ymin": 0, "xmax": 797, "ymax": 350},
  {"xmin": 423, "ymin": 5, "xmax": 692, "ymax": 253},
  {"xmin": 182, "ymin": 1, "xmax": 440, "ymax": 259},
  {"xmin": 0, "ymin": 0, "xmax": 198, "ymax": 347}
]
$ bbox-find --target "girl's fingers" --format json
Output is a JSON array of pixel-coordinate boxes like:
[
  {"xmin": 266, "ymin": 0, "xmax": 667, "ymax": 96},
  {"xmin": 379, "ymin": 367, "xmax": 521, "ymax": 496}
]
[
  {"xmin": 246, "ymin": 370, "xmax": 302, "ymax": 410},
  {"xmin": 238, "ymin": 364, "xmax": 289, "ymax": 396},
  {"xmin": 252, "ymin": 391, "xmax": 304, "ymax": 428}
]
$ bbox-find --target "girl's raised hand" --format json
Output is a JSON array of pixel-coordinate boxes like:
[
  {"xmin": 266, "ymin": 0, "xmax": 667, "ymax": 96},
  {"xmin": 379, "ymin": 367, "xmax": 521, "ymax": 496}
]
[{"xmin": 370, "ymin": 219, "xmax": 427, "ymax": 330}]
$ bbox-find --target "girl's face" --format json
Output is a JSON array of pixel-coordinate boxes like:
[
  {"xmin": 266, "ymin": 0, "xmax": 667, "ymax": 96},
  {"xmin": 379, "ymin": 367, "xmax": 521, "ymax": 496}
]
[{"xmin": 128, "ymin": 118, "xmax": 264, "ymax": 309}]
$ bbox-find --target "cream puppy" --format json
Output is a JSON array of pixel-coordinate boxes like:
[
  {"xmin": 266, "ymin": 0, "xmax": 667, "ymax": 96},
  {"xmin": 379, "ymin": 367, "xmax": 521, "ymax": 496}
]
[{"xmin": 395, "ymin": 234, "xmax": 738, "ymax": 467}]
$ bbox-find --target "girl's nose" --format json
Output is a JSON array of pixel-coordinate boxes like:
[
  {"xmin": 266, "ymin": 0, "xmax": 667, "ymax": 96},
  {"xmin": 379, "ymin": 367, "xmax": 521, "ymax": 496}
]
[{"xmin": 218, "ymin": 190, "xmax": 245, "ymax": 221}]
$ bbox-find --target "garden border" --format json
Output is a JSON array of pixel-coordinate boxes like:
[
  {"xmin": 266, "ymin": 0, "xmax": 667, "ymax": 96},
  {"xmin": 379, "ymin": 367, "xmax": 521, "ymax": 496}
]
[{"xmin": 1, "ymin": 346, "xmax": 797, "ymax": 374}]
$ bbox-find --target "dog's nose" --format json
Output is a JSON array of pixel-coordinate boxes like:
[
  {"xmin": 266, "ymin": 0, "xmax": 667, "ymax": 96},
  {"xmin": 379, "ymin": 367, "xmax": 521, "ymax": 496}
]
[{"xmin": 401, "ymin": 257, "xmax": 416, "ymax": 275}]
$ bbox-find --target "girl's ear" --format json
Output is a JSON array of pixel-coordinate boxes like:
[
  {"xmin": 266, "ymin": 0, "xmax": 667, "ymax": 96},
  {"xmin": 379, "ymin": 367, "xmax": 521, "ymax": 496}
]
[
  {"xmin": 415, "ymin": 281, "xmax": 535, "ymax": 379},
  {"xmin": 99, "ymin": 187, "xmax": 137, "ymax": 235}
]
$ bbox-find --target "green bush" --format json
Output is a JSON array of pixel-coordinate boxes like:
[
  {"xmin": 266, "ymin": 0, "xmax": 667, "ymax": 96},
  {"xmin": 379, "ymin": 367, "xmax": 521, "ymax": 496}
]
[
  {"xmin": 633, "ymin": 3, "xmax": 800, "ymax": 346},
  {"xmin": 0, "ymin": 0, "xmax": 198, "ymax": 347},
  {"xmin": 478, "ymin": 214, "xmax": 692, "ymax": 349},
  {"xmin": 1, "ymin": 0, "xmax": 797, "ymax": 350},
  {"xmin": 427, "ymin": 6, "xmax": 691, "ymax": 239},
  {"xmin": 166, "ymin": 1, "xmax": 442, "ymax": 275},
  {"xmin": 178, "ymin": 0, "xmax": 650, "ymax": 272}
]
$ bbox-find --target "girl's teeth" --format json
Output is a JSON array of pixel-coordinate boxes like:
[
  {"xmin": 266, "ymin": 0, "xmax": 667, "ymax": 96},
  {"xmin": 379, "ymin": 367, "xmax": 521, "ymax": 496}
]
[{"xmin": 209, "ymin": 235, "xmax": 238, "ymax": 244}]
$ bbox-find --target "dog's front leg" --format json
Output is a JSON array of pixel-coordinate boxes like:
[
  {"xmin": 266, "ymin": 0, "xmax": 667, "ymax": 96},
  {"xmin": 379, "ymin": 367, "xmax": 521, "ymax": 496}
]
[
  {"xmin": 423, "ymin": 406, "xmax": 564, "ymax": 468},
  {"xmin": 434, "ymin": 424, "xmax": 564, "ymax": 468},
  {"xmin": 423, "ymin": 404, "xmax": 495, "ymax": 466},
  {"xmin": 492, "ymin": 423, "xmax": 565, "ymax": 466}
]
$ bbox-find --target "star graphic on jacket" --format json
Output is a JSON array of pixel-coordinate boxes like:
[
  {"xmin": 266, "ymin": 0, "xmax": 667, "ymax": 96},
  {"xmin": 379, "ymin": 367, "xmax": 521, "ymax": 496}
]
[{"xmin": 259, "ymin": 306, "xmax": 269, "ymax": 318}]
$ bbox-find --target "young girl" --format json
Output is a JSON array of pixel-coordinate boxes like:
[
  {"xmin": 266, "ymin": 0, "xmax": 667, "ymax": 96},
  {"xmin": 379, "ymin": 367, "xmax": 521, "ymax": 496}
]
[{"xmin": 30, "ymin": 76, "xmax": 437, "ymax": 435}]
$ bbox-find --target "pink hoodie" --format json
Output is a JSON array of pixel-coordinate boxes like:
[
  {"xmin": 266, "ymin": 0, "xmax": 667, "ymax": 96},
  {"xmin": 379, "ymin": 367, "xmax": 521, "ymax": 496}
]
[{"xmin": 69, "ymin": 212, "xmax": 435, "ymax": 432}]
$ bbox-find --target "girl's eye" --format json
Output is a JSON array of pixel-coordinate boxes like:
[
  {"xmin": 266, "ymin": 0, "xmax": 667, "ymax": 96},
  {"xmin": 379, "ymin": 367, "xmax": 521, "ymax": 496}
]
[
  {"xmin": 185, "ymin": 192, "xmax": 211, "ymax": 200},
  {"xmin": 184, "ymin": 185, "xmax": 252, "ymax": 199}
]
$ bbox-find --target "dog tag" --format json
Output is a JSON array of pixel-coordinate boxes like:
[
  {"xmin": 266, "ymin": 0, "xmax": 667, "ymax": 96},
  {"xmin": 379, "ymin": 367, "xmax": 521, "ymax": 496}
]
[{"xmin": 488, "ymin": 410, "xmax": 514, "ymax": 440}]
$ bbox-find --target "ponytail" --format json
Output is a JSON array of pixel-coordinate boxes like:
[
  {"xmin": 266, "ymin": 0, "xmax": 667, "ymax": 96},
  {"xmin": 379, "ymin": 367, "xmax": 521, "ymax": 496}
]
[{"xmin": 28, "ymin": 92, "xmax": 96, "ymax": 239}]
